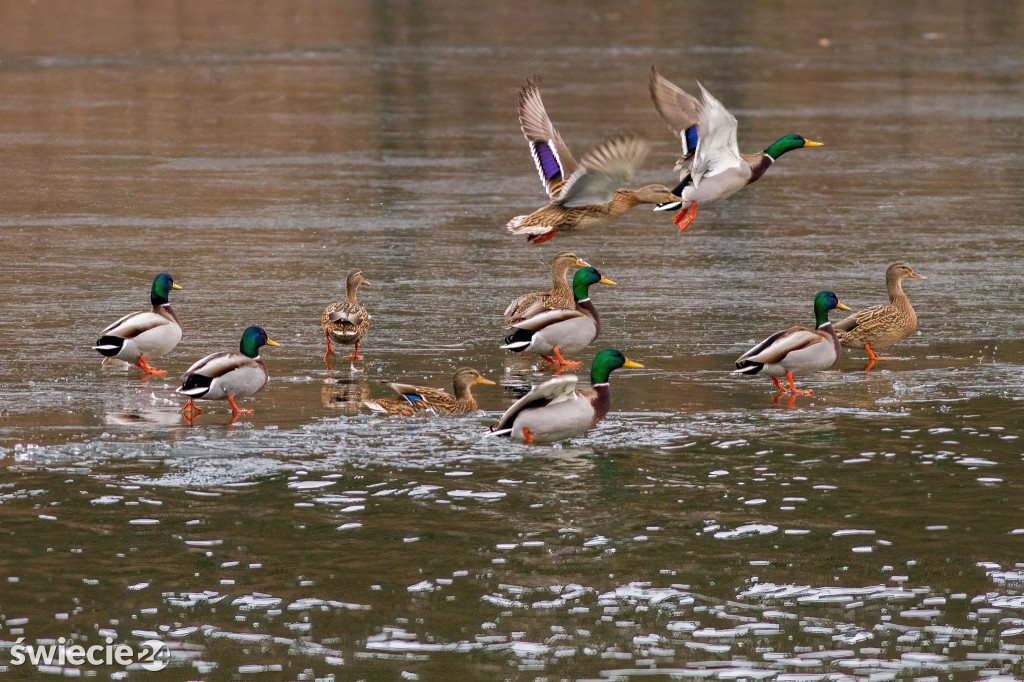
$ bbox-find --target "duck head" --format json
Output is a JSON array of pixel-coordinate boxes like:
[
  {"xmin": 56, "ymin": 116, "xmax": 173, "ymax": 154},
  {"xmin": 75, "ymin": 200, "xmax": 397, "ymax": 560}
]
[
  {"xmin": 764, "ymin": 134, "xmax": 823, "ymax": 160},
  {"xmin": 813, "ymin": 290, "xmax": 851, "ymax": 327},
  {"xmin": 590, "ymin": 349, "xmax": 644, "ymax": 385},
  {"xmin": 240, "ymin": 326, "xmax": 280, "ymax": 358},
  {"xmin": 572, "ymin": 267, "xmax": 616, "ymax": 302},
  {"xmin": 151, "ymin": 273, "xmax": 182, "ymax": 306}
]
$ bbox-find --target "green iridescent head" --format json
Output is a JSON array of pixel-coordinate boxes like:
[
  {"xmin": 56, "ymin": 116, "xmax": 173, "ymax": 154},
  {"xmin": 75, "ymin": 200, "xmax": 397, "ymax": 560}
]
[
  {"xmin": 764, "ymin": 134, "xmax": 823, "ymax": 160},
  {"xmin": 812, "ymin": 290, "xmax": 850, "ymax": 327},
  {"xmin": 239, "ymin": 326, "xmax": 280, "ymax": 358},
  {"xmin": 150, "ymin": 273, "xmax": 181, "ymax": 306},
  {"xmin": 590, "ymin": 348, "xmax": 644, "ymax": 385},
  {"xmin": 572, "ymin": 267, "xmax": 617, "ymax": 302}
]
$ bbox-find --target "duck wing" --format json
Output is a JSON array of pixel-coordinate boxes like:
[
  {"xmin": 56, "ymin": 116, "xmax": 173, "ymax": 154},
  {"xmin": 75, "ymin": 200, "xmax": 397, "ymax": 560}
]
[
  {"xmin": 649, "ymin": 67, "xmax": 701, "ymax": 174},
  {"xmin": 182, "ymin": 351, "xmax": 252, "ymax": 378},
  {"xmin": 691, "ymin": 82, "xmax": 743, "ymax": 189},
  {"xmin": 833, "ymin": 304, "xmax": 890, "ymax": 333},
  {"xmin": 511, "ymin": 307, "xmax": 585, "ymax": 332},
  {"xmin": 737, "ymin": 327, "xmax": 826, "ymax": 366},
  {"xmin": 519, "ymin": 82, "xmax": 579, "ymax": 199},
  {"xmin": 556, "ymin": 134, "xmax": 650, "ymax": 208},
  {"xmin": 386, "ymin": 382, "xmax": 457, "ymax": 412},
  {"xmin": 99, "ymin": 311, "xmax": 171, "ymax": 338},
  {"xmin": 491, "ymin": 375, "xmax": 579, "ymax": 433}
]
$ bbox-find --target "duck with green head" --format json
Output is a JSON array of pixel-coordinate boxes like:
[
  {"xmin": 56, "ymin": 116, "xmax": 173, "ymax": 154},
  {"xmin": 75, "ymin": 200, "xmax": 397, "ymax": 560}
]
[
  {"xmin": 734, "ymin": 291, "xmax": 850, "ymax": 396},
  {"xmin": 501, "ymin": 266, "xmax": 616, "ymax": 369},
  {"xmin": 489, "ymin": 349, "xmax": 643, "ymax": 443},
  {"xmin": 93, "ymin": 273, "xmax": 183, "ymax": 375},
  {"xmin": 177, "ymin": 326, "xmax": 279, "ymax": 416},
  {"xmin": 649, "ymin": 67, "xmax": 823, "ymax": 231}
]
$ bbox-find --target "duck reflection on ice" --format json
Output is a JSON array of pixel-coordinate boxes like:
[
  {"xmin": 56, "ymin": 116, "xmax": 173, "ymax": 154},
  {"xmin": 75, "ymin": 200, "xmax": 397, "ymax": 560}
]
[{"xmin": 321, "ymin": 375, "xmax": 370, "ymax": 415}]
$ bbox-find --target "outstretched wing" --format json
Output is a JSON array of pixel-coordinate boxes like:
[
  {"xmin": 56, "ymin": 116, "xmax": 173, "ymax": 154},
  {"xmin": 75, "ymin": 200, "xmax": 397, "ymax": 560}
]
[
  {"xmin": 519, "ymin": 81, "xmax": 579, "ymax": 199},
  {"xmin": 556, "ymin": 134, "xmax": 650, "ymax": 208},
  {"xmin": 691, "ymin": 82, "xmax": 742, "ymax": 189},
  {"xmin": 492, "ymin": 375, "xmax": 579, "ymax": 432},
  {"xmin": 649, "ymin": 66, "xmax": 701, "ymax": 167}
]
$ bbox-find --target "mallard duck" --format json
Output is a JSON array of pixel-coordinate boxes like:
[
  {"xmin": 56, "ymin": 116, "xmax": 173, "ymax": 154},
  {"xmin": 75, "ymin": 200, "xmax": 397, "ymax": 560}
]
[
  {"xmin": 322, "ymin": 269, "xmax": 370, "ymax": 361},
  {"xmin": 835, "ymin": 262, "xmax": 927, "ymax": 367},
  {"xmin": 363, "ymin": 367, "xmax": 496, "ymax": 416},
  {"xmin": 501, "ymin": 267, "xmax": 615, "ymax": 369},
  {"xmin": 648, "ymin": 67, "xmax": 823, "ymax": 231},
  {"xmin": 177, "ymin": 326, "xmax": 279, "ymax": 415},
  {"xmin": 488, "ymin": 349, "xmax": 643, "ymax": 443},
  {"xmin": 503, "ymin": 251, "xmax": 590, "ymax": 327},
  {"xmin": 506, "ymin": 81, "xmax": 679, "ymax": 244},
  {"xmin": 734, "ymin": 291, "xmax": 851, "ymax": 395},
  {"xmin": 93, "ymin": 273, "xmax": 183, "ymax": 376}
]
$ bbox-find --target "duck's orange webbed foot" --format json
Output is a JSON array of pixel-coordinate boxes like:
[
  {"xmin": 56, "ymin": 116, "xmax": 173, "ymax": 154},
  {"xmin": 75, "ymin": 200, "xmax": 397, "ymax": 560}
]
[
  {"xmin": 527, "ymin": 230, "xmax": 558, "ymax": 245},
  {"xmin": 227, "ymin": 396, "xmax": 254, "ymax": 415},
  {"xmin": 785, "ymin": 371, "xmax": 813, "ymax": 396},
  {"xmin": 182, "ymin": 397, "xmax": 203, "ymax": 416},
  {"xmin": 343, "ymin": 342, "xmax": 363, "ymax": 361},
  {"xmin": 552, "ymin": 347, "xmax": 581, "ymax": 370},
  {"xmin": 674, "ymin": 202, "xmax": 697, "ymax": 232},
  {"xmin": 522, "ymin": 427, "xmax": 533, "ymax": 444},
  {"xmin": 770, "ymin": 376, "xmax": 788, "ymax": 393},
  {"xmin": 865, "ymin": 344, "xmax": 895, "ymax": 362},
  {"xmin": 324, "ymin": 330, "xmax": 335, "ymax": 361},
  {"xmin": 135, "ymin": 355, "xmax": 167, "ymax": 376}
]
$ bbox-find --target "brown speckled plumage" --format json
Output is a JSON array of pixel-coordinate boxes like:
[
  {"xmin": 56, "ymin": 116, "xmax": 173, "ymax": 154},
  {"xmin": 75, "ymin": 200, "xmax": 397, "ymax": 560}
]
[
  {"xmin": 835, "ymin": 262, "xmax": 926, "ymax": 351},
  {"xmin": 363, "ymin": 368, "xmax": 495, "ymax": 416},
  {"xmin": 322, "ymin": 269, "xmax": 369, "ymax": 352},
  {"xmin": 504, "ymin": 252, "xmax": 588, "ymax": 327}
]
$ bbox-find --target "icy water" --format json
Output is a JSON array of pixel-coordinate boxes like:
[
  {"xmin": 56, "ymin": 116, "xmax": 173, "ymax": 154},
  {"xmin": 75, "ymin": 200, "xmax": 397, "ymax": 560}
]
[{"xmin": 2, "ymin": 1, "xmax": 1024, "ymax": 680}]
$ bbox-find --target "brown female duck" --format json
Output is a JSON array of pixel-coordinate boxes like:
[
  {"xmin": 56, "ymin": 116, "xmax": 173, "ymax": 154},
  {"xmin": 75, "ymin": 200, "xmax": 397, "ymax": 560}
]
[
  {"xmin": 834, "ymin": 262, "xmax": 927, "ymax": 368},
  {"xmin": 506, "ymin": 81, "xmax": 678, "ymax": 244},
  {"xmin": 363, "ymin": 368, "xmax": 496, "ymax": 416},
  {"xmin": 503, "ymin": 251, "xmax": 590, "ymax": 327},
  {"xmin": 322, "ymin": 269, "xmax": 370, "ymax": 361}
]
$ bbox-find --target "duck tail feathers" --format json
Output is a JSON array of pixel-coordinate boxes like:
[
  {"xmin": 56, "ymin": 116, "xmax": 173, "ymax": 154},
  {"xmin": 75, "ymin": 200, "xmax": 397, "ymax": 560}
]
[
  {"xmin": 486, "ymin": 428, "xmax": 513, "ymax": 439},
  {"xmin": 93, "ymin": 336, "xmax": 124, "ymax": 357},
  {"xmin": 733, "ymin": 361, "xmax": 763, "ymax": 375},
  {"xmin": 501, "ymin": 328, "xmax": 534, "ymax": 352}
]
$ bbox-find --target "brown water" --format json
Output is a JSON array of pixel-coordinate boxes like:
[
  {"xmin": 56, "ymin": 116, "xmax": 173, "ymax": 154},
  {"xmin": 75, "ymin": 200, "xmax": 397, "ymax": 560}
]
[{"xmin": 2, "ymin": 1, "xmax": 1024, "ymax": 680}]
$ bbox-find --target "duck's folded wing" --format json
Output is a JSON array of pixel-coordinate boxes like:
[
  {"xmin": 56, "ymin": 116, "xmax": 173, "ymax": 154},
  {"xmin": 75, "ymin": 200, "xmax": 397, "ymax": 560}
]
[
  {"xmin": 834, "ymin": 304, "xmax": 888, "ymax": 333},
  {"xmin": 492, "ymin": 375, "xmax": 579, "ymax": 432},
  {"xmin": 649, "ymin": 67, "xmax": 701, "ymax": 158},
  {"xmin": 511, "ymin": 308, "xmax": 585, "ymax": 331},
  {"xmin": 519, "ymin": 82, "xmax": 579, "ymax": 199},
  {"xmin": 557, "ymin": 135, "xmax": 650, "ymax": 208},
  {"xmin": 101, "ymin": 311, "xmax": 168, "ymax": 338},
  {"xmin": 691, "ymin": 82, "xmax": 742, "ymax": 188},
  {"xmin": 184, "ymin": 351, "xmax": 249, "ymax": 378},
  {"xmin": 386, "ymin": 383, "xmax": 456, "ymax": 411},
  {"xmin": 740, "ymin": 328, "xmax": 825, "ymax": 366}
]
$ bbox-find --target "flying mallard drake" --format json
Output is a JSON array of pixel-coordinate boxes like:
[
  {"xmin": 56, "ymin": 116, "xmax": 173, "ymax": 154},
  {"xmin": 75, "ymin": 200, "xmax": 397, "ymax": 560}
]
[
  {"xmin": 835, "ymin": 262, "xmax": 927, "ymax": 368},
  {"xmin": 363, "ymin": 368, "xmax": 496, "ymax": 416},
  {"xmin": 506, "ymin": 81, "xmax": 678, "ymax": 244},
  {"xmin": 322, "ymin": 269, "xmax": 370, "ymax": 361},
  {"xmin": 488, "ymin": 349, "xmax": 643, "ymax": 443},
  {"xmin": 177, "ymin": 326, "xmax": 279, "ymax": 416},
  {"xmin": 648, "ymin": 66, "xmax": 823, "ymax": 232},
  {"xmin": 501, "ymin": 267, "xmax": 615, "ymax": 370},
  {"xmin": 503, "ymin": 251, "xmax": 590, "ymax": 328},
  {"xmin": 734, "ymin": 291, "xmax": 850, "ymax": 395},
  {"xmin": 93, "ymin": 273, "xmax": 183, "ymax": 376}
]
